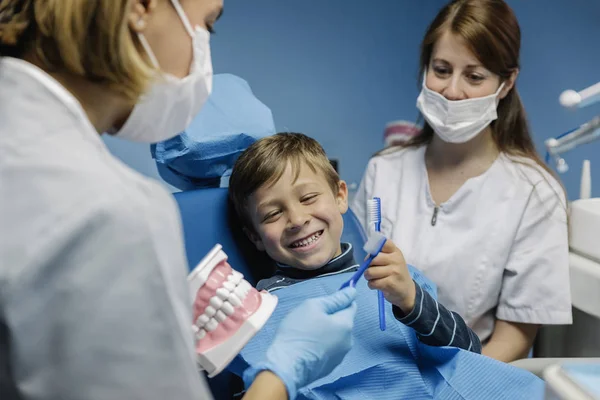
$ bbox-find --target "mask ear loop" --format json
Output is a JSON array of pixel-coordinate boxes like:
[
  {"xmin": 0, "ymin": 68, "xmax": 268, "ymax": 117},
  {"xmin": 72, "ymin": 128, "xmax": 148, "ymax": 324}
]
[
  {"xmin": 137, "ymin": 32, "xmax": 160, "ymax": 69},
  {"xmin": 169, "ymin": 0, "xmax": 196, "ymax": 37},
  {"xmin": 495, "ymin": 81, "xmax": 506, "ymax": 96},
  {"xmin": 135, "ymin": 0, "xmax": 196, "ymax": 72}
]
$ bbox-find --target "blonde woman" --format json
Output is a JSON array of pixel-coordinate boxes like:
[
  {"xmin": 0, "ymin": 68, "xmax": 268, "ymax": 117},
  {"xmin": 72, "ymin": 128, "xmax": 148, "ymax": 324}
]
[{"xmin": 0, "ymin": 1, "xmax": 357, "ymax": 399}]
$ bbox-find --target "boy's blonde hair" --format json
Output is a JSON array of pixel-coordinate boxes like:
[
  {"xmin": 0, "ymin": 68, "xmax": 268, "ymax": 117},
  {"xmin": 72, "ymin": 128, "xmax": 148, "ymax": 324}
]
[
  {"xmin": 229, "ymin": 132, "xmax": 340, "ymax": 231},
  {"xmin": 0, "ymin": 0, "xmax": 155, "ymax": 102}
]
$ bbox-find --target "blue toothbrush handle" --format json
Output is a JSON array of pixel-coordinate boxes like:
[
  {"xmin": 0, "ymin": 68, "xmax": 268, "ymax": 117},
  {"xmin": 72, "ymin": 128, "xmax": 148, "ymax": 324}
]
[
  {"xmin": 378, "ymin": 290, "xmax": 386, "ymax": 331},
  {"xmin": 339, "ymin": 253, "xmax": 377, "ymax": 290},
  {"xmin": 374, "ymin": 221, "xmax": 385, "ymax": 330},
  {"xmin": 339, "ymin": 280, "xmax": 351, "ymax": 290}
]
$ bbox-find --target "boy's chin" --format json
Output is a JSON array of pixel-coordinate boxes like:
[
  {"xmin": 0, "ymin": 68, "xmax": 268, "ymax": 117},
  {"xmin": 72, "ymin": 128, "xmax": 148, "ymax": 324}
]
[
  {"xmin": 272, "ymin": 246, "xmax": 340, "ymax": 270},
  {"xmin": 291, "ymin": 263, "xmax": 326, "ymax": 271},
  {"xmin": 288, "ymin": 254, "xmax": 334, "ymax": 271}
]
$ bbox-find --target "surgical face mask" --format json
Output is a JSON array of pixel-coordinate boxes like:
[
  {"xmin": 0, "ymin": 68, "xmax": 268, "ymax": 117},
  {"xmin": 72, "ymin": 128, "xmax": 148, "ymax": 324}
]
[
  {"xmin": 416, "ymin": 74, "xmax": 505, "ymax": 143},
  {"xmin": 115, "ymin": 0, "xmax": 213, "ymax": 143},
  {"xmin": 190, "ymin": 244, "xmax": 278, "ymax": 377}
]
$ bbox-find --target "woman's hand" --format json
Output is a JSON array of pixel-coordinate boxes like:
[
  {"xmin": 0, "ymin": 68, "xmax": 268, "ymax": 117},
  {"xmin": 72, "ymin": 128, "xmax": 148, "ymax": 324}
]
[
  {"xmin": 243, "ymin": 287, "xmax": 357, "ymax": 399},
  {"xmin": 363, "ymin": 239, "xmax": 417, "ymax": 314}
]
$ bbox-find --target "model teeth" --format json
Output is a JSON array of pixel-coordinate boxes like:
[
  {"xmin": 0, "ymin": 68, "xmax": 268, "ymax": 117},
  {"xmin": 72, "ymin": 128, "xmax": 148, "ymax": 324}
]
[
  {"xmin": 229, "ymin": 271, "xmax": 243, "ymax": 285},
  {"xmin": 221, "ymin": 301, "xmax": 235, "ymax": 316},
  {"xmin": 216, "ymin": 288, "xmax": 229, "ymax": 300},
  {"xmin": 196, "ymin": 328, "xmax": 207, "ymax": 340},
  {"xmin": 204, "ymin": 306, "xmax": 217, "ymax": 318},
  {"xmin": 234, "ymin": 280, "xmax": 251, "ymax": 299},
  {"xmin": 196, "ymin": 314, "xmax": 210, "ymax": 327},
  {"xmin": 194, "ymin": 271, "xmax": 255, "ymax": 340},
  {"xmin": 228, "ymin": 293, "xmax": 242, "ymax": 307},
  {"xmin": 210, "ymin": 296, "xmax": 224, "ymax": 310},
  {"xmin": 205, "ymin": 319, "xmax": 218, "ymax": 332},
  {"xmin": 215, "ymin": 310, "xmax": 227, "ymax": 323},
  {"xmin": 290, "ymin": 231, "xmax": 323, "ymax": 248}
]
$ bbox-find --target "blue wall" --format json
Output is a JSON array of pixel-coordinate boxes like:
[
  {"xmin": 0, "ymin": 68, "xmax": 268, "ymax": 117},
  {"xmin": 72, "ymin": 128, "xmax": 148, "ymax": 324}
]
[{"xmin": 105, "ymin": 0, "xmax": 600, "ymax": 200}]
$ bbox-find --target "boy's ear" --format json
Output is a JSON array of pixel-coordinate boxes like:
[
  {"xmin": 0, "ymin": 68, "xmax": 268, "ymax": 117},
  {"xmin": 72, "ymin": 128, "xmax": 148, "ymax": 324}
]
[
  {"xmin": 243, "ymin": 227, "xmax": 265, "ymax": 252},
  {"xmin": 336, "ymin": 180, "xmax": 349, "ymax": 214}
]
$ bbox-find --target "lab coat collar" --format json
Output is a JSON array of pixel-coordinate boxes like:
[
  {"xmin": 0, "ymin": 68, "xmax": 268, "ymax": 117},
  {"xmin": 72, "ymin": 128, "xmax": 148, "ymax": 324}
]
[{"xmin": 419, "ymin": 145, "xmax": 503, "ymax": 213}]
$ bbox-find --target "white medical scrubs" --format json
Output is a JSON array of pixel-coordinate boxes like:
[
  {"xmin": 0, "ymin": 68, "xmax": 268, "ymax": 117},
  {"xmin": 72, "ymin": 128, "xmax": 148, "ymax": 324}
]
[
  {"xmin": 0, "ymin": 57, "xmax": 213, "ymax": 399},
  {"xmin": 352, "ymin": 146, "xmax": 572, "ymax": 342}
]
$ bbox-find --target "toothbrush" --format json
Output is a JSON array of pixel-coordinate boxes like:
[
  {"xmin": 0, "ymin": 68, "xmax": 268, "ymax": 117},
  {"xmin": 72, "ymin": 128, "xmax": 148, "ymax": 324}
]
[
  {"xmin": 339, "ymin": 231, "xmax": 387, "ymax": 290},
  {"xmin": 368, "ymin": 197, "xmax": 386, "ymax": 331}
]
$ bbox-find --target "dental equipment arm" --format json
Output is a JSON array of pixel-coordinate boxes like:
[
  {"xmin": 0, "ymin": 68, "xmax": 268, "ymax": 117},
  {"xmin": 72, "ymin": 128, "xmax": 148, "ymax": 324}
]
[
  {"xmin": 560, "ymin": 81, "xmax": 600, "ymax": 109},
  {"xmin": 545, "ymin": 115, "xmax": 600, "ymax": 173},
  {"xmin": 190, "ymin": 244, "xmax": 358, "ymax": 400}
]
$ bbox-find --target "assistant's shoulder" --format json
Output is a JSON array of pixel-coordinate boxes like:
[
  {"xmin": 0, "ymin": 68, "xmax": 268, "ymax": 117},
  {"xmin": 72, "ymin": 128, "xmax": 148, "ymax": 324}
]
[{"xmin": 498, "ymin": 153, "xmax": 567, "ymax": 210}]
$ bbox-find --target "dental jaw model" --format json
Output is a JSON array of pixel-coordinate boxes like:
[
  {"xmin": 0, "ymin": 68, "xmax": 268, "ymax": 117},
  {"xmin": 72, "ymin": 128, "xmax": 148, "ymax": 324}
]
[{"xmin": 189, "ymin": 244, "xmax": 278, "ymax": 377}]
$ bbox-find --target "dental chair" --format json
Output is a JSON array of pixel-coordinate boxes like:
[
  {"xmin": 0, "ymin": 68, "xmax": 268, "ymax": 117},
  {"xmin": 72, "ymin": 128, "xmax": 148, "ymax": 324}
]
[
  {"xmin": 173, "ymin": 188, "xmax": 600, "ymax": 399},
  {"xmin": 173, "ymin": 187, "xmax": 368, "ymax": 399}
]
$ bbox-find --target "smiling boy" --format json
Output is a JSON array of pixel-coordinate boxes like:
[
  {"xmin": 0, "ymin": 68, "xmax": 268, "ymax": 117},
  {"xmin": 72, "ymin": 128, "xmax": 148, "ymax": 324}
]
[{"xmin": 228, "ymin": 132, "xmax": 481, "ymax": 352}]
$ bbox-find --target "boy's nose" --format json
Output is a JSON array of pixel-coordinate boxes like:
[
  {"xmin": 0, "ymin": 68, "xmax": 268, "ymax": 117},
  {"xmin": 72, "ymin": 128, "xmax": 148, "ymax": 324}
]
[{"xmin": 287, "ymin": 207, "xmax": 310, "ymax": 230}]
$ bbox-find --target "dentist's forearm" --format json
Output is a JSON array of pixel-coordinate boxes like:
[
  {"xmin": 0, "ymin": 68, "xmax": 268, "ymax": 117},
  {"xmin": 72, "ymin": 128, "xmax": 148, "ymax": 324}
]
[{"xmin": 243, "ymin": 371, "xmax": 289, "ymax": 400}]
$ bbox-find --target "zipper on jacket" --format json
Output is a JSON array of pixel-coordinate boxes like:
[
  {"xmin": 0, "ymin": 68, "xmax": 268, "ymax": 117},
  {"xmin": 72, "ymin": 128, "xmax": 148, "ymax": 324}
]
[{"xmin": 431, "ymin": 206, "xmax": 439, "ymax": 226}]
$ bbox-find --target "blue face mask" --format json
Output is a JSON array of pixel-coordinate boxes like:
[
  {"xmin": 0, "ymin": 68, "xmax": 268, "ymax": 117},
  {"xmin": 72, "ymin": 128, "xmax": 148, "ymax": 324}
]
[{"xmin": 151, "ymin": 74, "xmax": 276, "ymax": 190}]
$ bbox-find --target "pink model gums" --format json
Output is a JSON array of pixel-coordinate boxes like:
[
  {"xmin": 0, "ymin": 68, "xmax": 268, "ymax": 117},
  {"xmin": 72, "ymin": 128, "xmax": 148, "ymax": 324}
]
[{"xmin": 189, "ymin": 244, "xmax": 278, "ymax": 377}]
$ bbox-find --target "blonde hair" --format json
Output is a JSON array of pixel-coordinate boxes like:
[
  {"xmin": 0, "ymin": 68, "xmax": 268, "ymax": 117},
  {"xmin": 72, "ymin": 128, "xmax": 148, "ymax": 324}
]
[
  {"xmin": 229, "ymin": 132, "xmax": 341, "ymax": 231},
  {"xmin": 0, "ymin": 0, "xmax": 155, "ymax": 102}
]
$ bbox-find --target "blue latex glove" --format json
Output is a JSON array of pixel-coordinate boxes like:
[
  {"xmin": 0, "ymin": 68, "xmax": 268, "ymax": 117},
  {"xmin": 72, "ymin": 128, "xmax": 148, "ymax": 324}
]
[{"xmin": 243, "ymin": 287, "xmax": 357, "ymax": 399}]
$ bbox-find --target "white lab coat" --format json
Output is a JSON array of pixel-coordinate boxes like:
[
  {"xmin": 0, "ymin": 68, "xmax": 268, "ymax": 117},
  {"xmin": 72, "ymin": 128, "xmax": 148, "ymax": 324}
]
[
  {"xmin": 0, "ymin": 58, "xmax": 213, "ymax": 399},
  {"xmin": 352, "ymin": 146, "xmax": 572, "ymax": 342}
]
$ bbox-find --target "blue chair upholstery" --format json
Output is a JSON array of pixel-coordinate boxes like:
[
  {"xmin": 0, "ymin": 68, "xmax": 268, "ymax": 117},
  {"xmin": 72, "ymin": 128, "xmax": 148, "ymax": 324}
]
[
  {"xmin": 172, "ymin": 187, "xmax": 369, "ymax": 399},
  {"xmin": 173, "ymin": 187, "xmax": 368, "ymax": 279},
  {"xmin": 174, "ymin": 188, "xmax": 271, "ymax": 285}
]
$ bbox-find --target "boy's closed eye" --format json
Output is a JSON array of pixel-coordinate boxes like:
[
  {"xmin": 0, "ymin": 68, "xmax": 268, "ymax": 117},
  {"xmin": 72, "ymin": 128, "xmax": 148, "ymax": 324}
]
[
  {"xmin": 261, "ymin": 210, "xmax": 281, "ymax": 223},
  {"xmin": 260, "ymin": 193, "xmax": 320, "ymax": 223},
  {"xmin": 300, "ymin": 193, "xmax": 320, "ymax": 204}
]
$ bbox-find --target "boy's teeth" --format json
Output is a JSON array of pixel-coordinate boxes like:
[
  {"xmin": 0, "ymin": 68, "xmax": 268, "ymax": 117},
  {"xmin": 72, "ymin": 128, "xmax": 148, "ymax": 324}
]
[{"xmin": 291, "ymin": 231, "xmax": 322, "ymax": 248}]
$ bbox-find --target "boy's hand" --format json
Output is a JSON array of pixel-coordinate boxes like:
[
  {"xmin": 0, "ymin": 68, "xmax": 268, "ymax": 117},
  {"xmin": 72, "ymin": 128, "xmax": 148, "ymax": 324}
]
[{"xmin": 363, "ymin": 239, "xmax": 416, "ymax": 315}]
